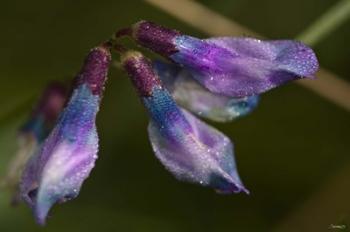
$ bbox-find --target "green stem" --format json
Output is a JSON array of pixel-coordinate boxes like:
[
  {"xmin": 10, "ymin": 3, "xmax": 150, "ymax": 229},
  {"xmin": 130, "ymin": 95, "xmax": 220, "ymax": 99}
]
[{"xmin": 297, "ymin": 0, "xmax": 350, "ymax": 46}]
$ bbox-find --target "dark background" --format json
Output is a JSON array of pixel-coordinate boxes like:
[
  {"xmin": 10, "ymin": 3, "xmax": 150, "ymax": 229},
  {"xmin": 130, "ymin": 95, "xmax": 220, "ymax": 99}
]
[{"xmin": 0, "ymin": 0, "xmax": 349, "ymax": 231}]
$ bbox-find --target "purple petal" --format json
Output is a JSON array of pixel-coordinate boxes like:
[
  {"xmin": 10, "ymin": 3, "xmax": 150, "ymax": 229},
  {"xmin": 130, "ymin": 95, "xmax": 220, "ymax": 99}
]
[
  {"xmin": 148, "ymin": 105, "xmax": 248, "ymax": 194},
  {"xmin": 20, "ymin": 46, "xmax": 110, "ymax": 225},
  {"xmin": 20, "ymin": 85, "xmax": 100, "ymax": 225},
  {"xmin": 171, "ymin": 36, "xmax": 319, "ymax": 97},
  {"xmin": 122, "ymin": 51, "xmax": 248, "ymax": 193},
  {"xmin": 126, "ymin": 21, "xmax": 318, "ymax": 97},
  {"xmin": 20, "ymin": 82, "xmax": 68, "ymax": 142},
  {"xmin": 153, "ymin": 60, "xmax": 259, "ymax": 122}
]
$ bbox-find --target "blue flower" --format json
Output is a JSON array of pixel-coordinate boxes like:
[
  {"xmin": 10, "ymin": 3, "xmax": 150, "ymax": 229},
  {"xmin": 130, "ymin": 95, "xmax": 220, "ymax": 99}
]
[
  {"xmin": 117, "ymin": 20, "xmax": 319, "ymax": 97},
  {"xmin": 20, "ymin": 45, "xmax": 111, "ymax": 225},
  {"xmin": 121, "ymin": 50, "xmax": 248, "ymax": 194},
  {"xmin": 153, "ymin": 60, "xmax": 259, "ymax": 122}
]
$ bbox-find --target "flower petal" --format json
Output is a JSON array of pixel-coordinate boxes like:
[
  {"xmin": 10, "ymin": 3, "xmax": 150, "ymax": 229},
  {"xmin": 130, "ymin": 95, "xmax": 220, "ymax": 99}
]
[
  {"xmin": 153, "ymin": 60, "xmax": 259, "ymax": 122},
  {"xmin": 20, "ymin": 45, "xmax": 110, "ymax": 225},
  {"xmin": 121, "ymin": 51, "xmax": 248, "ymax": 194},
  {"xmin": 20, "ymin": 81, "xmax": 68, "ymax": 141},
  {"xmin": 21, "ymin": 84, "xmax": 100, "ymax": 225},
  {"xmin": 171, "ymin": 36, "xmax": 319, "ymax": 97},
  {"xmin": 124, "ymin": 21, "xmax": 319, "ymax": 97},
  {"xmin": 148, "ymin": 104, "xmax": 248, "ymax": 194}
]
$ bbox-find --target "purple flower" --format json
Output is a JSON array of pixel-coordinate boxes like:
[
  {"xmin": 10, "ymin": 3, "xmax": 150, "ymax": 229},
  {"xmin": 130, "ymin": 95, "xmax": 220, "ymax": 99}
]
[
  {"xmin": 121, "ymin": 50, "xmax": 248, "ymax": 194},
  {"xmin": 116, "ymin": 20, "xmax": 319, "ymax": 97},
  {"xmin": 1, "ymin": 82, "xmax": 67, "ymax": 206},
  {"xmin": 20, "ymin": 45, "xmax": 111, "ymax": 225},
  {"xmin": 153, "ymin": 60, "xmax": 259, "ymax": 122},
  {"xmin": 20, "ymin": 82, "xmax": 69, "ymax": 141}
]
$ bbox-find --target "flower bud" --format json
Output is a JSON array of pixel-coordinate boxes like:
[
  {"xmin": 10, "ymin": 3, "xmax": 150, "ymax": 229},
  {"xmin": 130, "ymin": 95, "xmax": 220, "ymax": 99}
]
[
  {"xmin": 20, "ymin": 45, "xmax": 111, "ymax": 225},
  {"xmin": 121, "ymin": 50, "xmax": 248, "ymax": 195}
]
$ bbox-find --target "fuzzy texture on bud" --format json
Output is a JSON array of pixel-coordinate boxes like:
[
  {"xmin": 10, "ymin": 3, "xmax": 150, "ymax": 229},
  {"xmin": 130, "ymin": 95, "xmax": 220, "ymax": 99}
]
[
  {"xmin": 20, "ymin": 46, "xmax": 111, "ymax": 225},
  {"xmin": 124, "ymin": 21, "xmax": 319, "ymax": 97},
  {"xmin": 122, "ymin": 51, "xmax": 248, "ymax": 195}
]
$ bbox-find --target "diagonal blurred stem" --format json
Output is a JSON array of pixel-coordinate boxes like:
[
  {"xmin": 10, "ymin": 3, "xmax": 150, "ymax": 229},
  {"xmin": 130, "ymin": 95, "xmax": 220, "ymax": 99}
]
[
  {"xmin": 296, "ymin": 0, "xmax": 350, "ymax": 46},
  {"xmin": 144, "ymin": 0, "xmax": 350, "ymax": 112},
  {"xmin": 145, "ymin": 0, "xmax": 260, "ymax": 37}
]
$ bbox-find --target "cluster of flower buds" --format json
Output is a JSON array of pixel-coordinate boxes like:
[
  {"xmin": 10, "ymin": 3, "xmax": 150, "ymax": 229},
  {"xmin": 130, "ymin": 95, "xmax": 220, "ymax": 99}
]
[
  {"xmin": 114, "ymin": 20, "xmax": 318, "ymax": 194},
  {"xmin": 2, "ymin": 21, "xmax": 318, "ymax": 225}
]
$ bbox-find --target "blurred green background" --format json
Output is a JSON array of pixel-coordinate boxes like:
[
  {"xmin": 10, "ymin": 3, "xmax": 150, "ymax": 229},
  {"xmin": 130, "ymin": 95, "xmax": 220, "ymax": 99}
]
[{"xmin": 0, "ymin": 0, "xmax": 349, "ymax": 231}]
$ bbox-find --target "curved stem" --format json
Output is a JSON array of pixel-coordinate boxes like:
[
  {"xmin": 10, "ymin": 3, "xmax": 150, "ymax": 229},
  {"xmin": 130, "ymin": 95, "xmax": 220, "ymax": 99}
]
[
  {"xmin": 114, "ymin": 27, "xmax": 132, "ymax": 39},
  {"xmin": 113, "ymin": 43, "xmax": 128, "ymax": 54}
]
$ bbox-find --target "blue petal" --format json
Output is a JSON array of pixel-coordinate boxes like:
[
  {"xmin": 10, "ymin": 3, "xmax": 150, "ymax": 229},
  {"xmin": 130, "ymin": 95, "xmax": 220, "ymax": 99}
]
[
  {"xmin": 122, "ymin": 50, "xmax": 248, "ymax": 194},
  {"xmin": 21, "ymin": 85, "xmax": 100, "ymax": 225},
  {"xmin": 154, "ymin": 60, "xmax": 260, "ymax": 122},
  {"xmin": 143, "ymin": 87, "xmax": 247, "ymax": 194}
]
